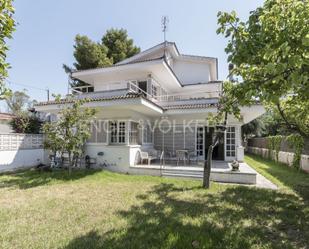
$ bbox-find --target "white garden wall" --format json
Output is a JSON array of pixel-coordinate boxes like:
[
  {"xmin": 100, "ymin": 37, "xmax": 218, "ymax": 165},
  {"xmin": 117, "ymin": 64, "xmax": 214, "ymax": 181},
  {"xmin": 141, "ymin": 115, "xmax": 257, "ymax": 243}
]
[
  {"xmin": 247, "ymin": 146, "xmax": 309, "ymax": 173},
  {"xmin": 0, "ymin": 149, "xmax": 46, "ymax": 172},
  {"xmin": 0, "ymin": 134, "xmax": 46, "ymax": 172}
]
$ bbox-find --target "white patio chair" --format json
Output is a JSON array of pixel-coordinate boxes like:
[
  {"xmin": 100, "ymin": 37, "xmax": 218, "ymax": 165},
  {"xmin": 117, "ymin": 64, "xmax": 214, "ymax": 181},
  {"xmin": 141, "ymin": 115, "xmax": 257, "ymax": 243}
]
[{"xmin": 140, "ymin": 151, "xmax": 157, "ymax": 165}]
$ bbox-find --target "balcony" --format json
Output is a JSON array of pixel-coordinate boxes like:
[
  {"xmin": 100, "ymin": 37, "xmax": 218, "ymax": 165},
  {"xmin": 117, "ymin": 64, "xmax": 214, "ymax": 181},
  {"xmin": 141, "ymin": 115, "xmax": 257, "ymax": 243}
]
[{"xmin": 71, "ymin": 80, "xmax": 221, "ymax": 108}]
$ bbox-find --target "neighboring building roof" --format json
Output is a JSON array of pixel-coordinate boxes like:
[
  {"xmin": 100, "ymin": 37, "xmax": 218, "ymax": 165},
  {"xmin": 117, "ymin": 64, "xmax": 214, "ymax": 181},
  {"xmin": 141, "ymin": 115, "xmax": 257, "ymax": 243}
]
[{"xmin": 0, "ymin": 113, "xmax": 15, "ymax": 120}]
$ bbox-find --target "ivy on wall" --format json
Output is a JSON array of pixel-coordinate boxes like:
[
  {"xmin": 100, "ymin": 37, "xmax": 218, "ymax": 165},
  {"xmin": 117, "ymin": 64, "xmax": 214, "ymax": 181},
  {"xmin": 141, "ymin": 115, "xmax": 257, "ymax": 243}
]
[
  {"xmin": 266, "ymin": 135, "xmax": 305, "ymax": 168},
  {"xmin": 267, "ymin": 135, "xmax": 284, "ymax": 161},
  {"xmin": 287, "ymin": 134, "xmax": 304, "ymax": 168}
]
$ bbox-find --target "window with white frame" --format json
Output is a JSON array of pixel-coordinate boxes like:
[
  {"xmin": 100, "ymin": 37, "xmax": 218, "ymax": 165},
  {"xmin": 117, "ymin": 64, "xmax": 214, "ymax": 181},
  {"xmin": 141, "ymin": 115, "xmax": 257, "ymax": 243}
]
[
  {"xmin": 129, "ymin": 122, "xmax": 139, "ymax": 145},
  {"xmin": 151, "ymin": 84, "xmax": 158, "ymax": 98},
  {"xmin": 226, "ymin": 127, "xmax": 236, "ymax": 157},
  {"xmin": 109, "ymin": 121, "xmax": 126, "ymax": 144},
  {"xmin": 118, "ymin": 122, "xmax": 125, "ymax": 143},
  {"xmin": 196, "ymin": 127, "xmax": 204, "ymax": 157},
  {"xmin": 143, "ymin": 123, "xmax": 153, "ymax": 144}
]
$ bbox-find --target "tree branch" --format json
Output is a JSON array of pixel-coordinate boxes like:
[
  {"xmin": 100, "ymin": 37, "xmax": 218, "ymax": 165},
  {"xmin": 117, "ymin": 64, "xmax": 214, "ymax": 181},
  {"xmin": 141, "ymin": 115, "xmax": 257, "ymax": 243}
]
[{"xmin": 276, "ymin": 103, "xmax": 307, "ymax": 137}]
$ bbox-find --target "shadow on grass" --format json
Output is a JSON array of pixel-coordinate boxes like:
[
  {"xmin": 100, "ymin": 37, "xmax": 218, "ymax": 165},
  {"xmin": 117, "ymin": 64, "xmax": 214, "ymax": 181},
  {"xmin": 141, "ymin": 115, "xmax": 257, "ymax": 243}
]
[
  {"xmin": 246, "ymin": 154, "xmax": 309, "ymax": 200},
  {"xmin": 64, "ymin": 183, "xmax": 308, "ymax": 249},
  {"xmin": 0, "ymin": 168, "xmax": 100, "ymax": 189}
]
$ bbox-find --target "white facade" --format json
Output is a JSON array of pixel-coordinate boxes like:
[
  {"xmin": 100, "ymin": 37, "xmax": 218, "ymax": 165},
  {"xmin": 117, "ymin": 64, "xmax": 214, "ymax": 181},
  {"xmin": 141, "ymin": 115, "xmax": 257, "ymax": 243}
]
[{"xmin": 35, "ymin": 42, "xmax": 265, "ymax": 173}]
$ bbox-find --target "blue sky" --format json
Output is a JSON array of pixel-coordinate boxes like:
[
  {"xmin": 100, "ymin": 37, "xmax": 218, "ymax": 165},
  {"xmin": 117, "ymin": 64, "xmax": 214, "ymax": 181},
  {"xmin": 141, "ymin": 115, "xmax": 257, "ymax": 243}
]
[{"xmin": 1, "ymin": 0, "xmax": 264, "ymax": 111}]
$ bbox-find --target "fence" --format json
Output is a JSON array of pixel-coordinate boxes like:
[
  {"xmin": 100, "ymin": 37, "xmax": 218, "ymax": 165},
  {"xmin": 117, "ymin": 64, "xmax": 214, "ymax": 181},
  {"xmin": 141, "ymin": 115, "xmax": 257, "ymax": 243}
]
[
  {"xmin": 0, "ymin": 133, "xmax": 46, "ymax": 172},
  {"xmin": 247, "ymin": 137, "xmax": 309, "ymax": 172},
  {"xmin": 0, "ymin": 133, "xmax": 44, "ymax": 150}
]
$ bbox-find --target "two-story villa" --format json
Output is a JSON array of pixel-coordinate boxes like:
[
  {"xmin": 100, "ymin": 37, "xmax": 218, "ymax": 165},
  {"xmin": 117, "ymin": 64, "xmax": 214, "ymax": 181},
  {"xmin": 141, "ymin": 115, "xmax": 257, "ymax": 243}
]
[{"xmin": 35, "ymin": 42, "xmax": 264, "ymax": 173}]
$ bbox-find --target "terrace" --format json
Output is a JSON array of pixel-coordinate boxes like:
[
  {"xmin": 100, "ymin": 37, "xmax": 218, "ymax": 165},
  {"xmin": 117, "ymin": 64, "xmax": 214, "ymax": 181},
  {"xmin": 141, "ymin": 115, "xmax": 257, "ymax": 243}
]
[{"xmin": 71, "ymin": 80, "xmax": 222, "ymax": 108}]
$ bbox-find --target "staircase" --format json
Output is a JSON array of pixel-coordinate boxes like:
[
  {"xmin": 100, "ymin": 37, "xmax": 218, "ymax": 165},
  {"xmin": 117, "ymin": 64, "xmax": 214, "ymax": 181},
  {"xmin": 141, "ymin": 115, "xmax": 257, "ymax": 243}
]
[{"xmin": 162, "ymin": 167, "xmax": 204, "ymax": 180}]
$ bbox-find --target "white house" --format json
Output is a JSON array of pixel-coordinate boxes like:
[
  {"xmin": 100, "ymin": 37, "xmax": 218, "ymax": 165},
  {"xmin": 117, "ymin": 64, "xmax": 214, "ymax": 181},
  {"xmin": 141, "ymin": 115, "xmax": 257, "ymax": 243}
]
[{"xmin": 35, "ymin": 42, "xmax": 264, "ymax": 173}]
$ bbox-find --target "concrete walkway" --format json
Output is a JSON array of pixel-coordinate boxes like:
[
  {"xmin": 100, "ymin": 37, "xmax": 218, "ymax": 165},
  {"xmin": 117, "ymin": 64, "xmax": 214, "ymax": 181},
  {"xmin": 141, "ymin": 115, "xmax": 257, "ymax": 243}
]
[{"xmin": 255, "ymin": 172, "xmax": 278, "ymax": 190}]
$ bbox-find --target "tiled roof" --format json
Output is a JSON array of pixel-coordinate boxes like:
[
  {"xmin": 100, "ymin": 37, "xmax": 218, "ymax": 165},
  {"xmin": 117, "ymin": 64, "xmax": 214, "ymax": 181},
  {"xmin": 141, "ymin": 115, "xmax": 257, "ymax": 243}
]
[
  {"xmin": 35, "ymin": 93, "xmax": 143, "ymax": 106},
  {"xmin": 35, "ymin": 93, "xmax": 220, "ymax": 112},
  {"xmin": 163, "ymin": 103, "xmax": 219, "ymax": 110},
  {"xmin": 0, "ymin": 113, "xmax": 15, "ymax": 120}
]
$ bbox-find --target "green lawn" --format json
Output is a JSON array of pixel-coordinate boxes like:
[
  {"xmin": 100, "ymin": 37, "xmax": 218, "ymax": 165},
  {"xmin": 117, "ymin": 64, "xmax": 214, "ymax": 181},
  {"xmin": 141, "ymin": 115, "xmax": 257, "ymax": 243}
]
[{"xmin": 0, "ymin": 155, "xmax": 308, "ymax": 249}]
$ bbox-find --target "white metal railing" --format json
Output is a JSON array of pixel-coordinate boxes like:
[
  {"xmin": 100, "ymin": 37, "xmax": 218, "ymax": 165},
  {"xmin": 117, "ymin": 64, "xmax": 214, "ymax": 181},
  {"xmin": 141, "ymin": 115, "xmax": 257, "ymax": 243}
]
[
  {"xmin": 127, "ymin": 81, "xmax": 154, "ymax": 99},
  {"xmin": 70, "ymin": 81, "xmax": 221, "ymax": 105},
  {"xmin": 154, "ymin": 91, "xmax": 221, "ymax": 103},
  {"xmin": 0, "ymin": 134, "xmax": 44, "ymax": 151}
]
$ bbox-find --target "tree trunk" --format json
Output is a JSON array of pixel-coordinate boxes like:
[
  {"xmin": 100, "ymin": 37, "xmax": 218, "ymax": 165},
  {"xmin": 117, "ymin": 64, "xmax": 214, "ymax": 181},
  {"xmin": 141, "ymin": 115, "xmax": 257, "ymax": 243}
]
[
  {"xmin": 68, "ymin": 152, "xmax": 72, "ymax": 175},
  {"xmin": 203, "ymin": 138, "xmax": 219, "ymax": 188}
]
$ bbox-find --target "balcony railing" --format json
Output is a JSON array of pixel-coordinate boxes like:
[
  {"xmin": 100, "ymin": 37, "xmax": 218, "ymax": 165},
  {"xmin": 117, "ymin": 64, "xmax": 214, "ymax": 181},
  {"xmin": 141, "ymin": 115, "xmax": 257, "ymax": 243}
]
[{"xmin": 71, "ymin": 81, "xmax": 221, "ymax": 107}]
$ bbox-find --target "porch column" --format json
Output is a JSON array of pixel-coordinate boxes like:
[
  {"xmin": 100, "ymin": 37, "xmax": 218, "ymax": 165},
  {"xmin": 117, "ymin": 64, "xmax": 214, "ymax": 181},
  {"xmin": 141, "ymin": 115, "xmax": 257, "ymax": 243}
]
[
  {"xmin": 236, "ymin": 125, "xmax": 244, "ymax": 162},
  {"xmin": 126, "ymin": 121, "xmax": 130, "ymax": 145},
  {"xmin": 147, "ymin": 74, "xmax": 153, "ymax": 97}
]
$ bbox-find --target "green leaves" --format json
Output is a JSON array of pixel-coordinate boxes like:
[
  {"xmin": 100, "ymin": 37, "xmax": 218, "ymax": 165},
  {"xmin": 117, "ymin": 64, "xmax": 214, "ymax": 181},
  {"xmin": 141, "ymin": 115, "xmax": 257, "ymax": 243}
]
[
  {"xmin": 0, "ymin": 0, "xmax": 15, "ymax": 98},
  {"xmin": 302, "ymin": 34, "xmax": 309, "ymax": 46},
  {"xmin": 217, "ymin": 0, "xmax": 309, "ymax": 137},
  {"xmin": 43, "ymin": 97, "xmax": 97, "ymax": 168},
  {"xmin": 66, "ymin": 28, "xmax": 140, "ymax": 88}
]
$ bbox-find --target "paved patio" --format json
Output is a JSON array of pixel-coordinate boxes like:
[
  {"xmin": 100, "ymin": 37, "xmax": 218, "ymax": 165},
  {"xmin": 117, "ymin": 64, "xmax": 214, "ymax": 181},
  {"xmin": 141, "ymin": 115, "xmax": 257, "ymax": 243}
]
[{"xmin": 130, "ymin": 160, "xmax": 278, "ymax": 189}]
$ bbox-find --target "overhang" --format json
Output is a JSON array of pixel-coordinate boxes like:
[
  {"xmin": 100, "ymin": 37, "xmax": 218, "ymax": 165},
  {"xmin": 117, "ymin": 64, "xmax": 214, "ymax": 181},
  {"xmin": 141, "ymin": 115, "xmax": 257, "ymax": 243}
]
[{"xmin": 72, "ymin": 57, "xmax": 183, "ymax": 92}]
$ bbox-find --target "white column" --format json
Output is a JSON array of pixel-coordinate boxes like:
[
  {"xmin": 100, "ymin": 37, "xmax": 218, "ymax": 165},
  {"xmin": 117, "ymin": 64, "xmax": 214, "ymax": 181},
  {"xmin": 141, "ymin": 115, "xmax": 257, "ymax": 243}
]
[
  {"xmin": 236, "ymin": 125, "xmax": 244, "ymax": 162},
  {"xmin": 126, "ymin": 121, "xmax": 130, "ymax": 145}
]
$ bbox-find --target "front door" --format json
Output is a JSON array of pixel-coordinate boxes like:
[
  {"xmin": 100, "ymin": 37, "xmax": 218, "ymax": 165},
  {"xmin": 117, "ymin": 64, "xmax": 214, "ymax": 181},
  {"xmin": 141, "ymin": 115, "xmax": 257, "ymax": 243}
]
[{"xmin": 204, "ymin": 127, "xmax": 224, "ymax": 160}]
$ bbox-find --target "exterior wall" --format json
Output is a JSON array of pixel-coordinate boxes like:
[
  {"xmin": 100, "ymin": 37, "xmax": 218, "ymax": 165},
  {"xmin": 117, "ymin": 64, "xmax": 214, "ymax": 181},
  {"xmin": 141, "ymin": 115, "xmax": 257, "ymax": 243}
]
[
  {"xmin": 154, "ymin": 123, "xmax": 196, "ymax": 155},
  {"xmin": 85, "ymin": 144, "xmax": 141, "ymax": 173},
  {"xmin": 173, "ymin": 60, "xmax": 211, "ymax": 85}
]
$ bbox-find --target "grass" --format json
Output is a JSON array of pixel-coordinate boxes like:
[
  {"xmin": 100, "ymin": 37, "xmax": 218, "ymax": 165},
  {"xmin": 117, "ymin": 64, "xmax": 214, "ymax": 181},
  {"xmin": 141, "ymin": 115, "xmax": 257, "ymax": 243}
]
[{"xmin": 0, "ymin": 155, "xmax": 308, "ymax": 249}]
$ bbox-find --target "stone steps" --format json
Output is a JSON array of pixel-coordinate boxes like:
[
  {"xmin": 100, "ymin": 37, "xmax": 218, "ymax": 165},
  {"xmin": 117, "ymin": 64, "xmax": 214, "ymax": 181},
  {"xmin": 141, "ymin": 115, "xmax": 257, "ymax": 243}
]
[{"xmin": 162, "ymin": 169, "xmax": 204, "ymax": 180}]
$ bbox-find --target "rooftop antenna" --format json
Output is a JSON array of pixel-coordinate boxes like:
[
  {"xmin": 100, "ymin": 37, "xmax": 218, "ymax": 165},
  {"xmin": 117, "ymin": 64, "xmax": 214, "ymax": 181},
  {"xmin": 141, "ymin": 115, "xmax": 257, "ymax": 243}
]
[
  {"xmin": 161, "ymin": 16, "xmax": 169, "ymax": 58},
  {"xmin": 161, "ymin": 16, "xmax": 169, "ymax": 42}
]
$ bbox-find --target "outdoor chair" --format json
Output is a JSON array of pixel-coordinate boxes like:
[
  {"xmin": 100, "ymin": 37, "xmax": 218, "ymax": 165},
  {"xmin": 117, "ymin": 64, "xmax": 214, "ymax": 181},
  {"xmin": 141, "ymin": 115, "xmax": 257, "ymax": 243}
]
[
  {"xmin": 188, "ymin": 151, "xmax": 198, "ymax": 165},
  {"xmin": 176, "ymin": 150, "xmax": 189, "ymax": 166},
  {"xmin": 140, "ymin": 151, "xmax": 157, "ymax": 165}
]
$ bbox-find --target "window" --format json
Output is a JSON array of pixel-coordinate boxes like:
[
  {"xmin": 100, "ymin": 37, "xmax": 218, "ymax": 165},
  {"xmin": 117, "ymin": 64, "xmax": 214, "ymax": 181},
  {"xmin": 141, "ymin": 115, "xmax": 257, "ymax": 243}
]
[
  {"xmin": 151, "ymin": 84, "xmax": 158, "ymax": 98},
  {"xmin": 118, "ymin": 122, "xmax": 125, "ymax": 143},
  {"xmin": 109, "ymin": 121, "xmax": 126, "ymax": 144},
  {"xmin": 143, "ymin": 123, "xmax": 153, "ymax": 144},
  {"xmin": 196, "ymin": 127, "xmax": 204, "ymax": 157},
  {"xmin": 129, "ymin": 122, "xmax": 139, "ymax": 145},
  {"xmin": 110, "ymin": 122, "xmax": 118, "ymax": 143},
  {"xmin": 226, "ymin": 127, "xmax": 236, "ymax": 158}
]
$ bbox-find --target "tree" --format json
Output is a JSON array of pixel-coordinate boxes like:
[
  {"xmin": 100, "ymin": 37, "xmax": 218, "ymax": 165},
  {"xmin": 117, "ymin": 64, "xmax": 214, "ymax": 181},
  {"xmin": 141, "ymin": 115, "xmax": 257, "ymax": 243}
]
[
  {"xmin": 102, "ymin": 28, "xmax": 140, "ymax": 64},
  {"xmin": 0, "ymin": 0, "xmax": 16, "ymax": 99},
  {"xmin": 10, "ymin": 113, "xmax": 42, "ymax": 134},
  {"xmin": 5, "ymin": 90, "xmax": 30, "ymax": 114},
  {"xmin": 43, "ymin": 97, "xmax": 96, "ymax": 174},
  {"xmin": 216, "ymin": 0, "xmax": 309, "ymax": 137},
  {"xmin": 64, "ymin": 28, "xmax": 140, "ymax": 88},
  {"xmin": 5, "ymin": 90, "xmax": 43, "ymax": 134},
  {"xmin": 73, "ymin": 35, "xmax": 112, "ymax": 70},
  {"xmin": 204, "ymin": 0, "xmax": 309, "ymax": 188}
]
